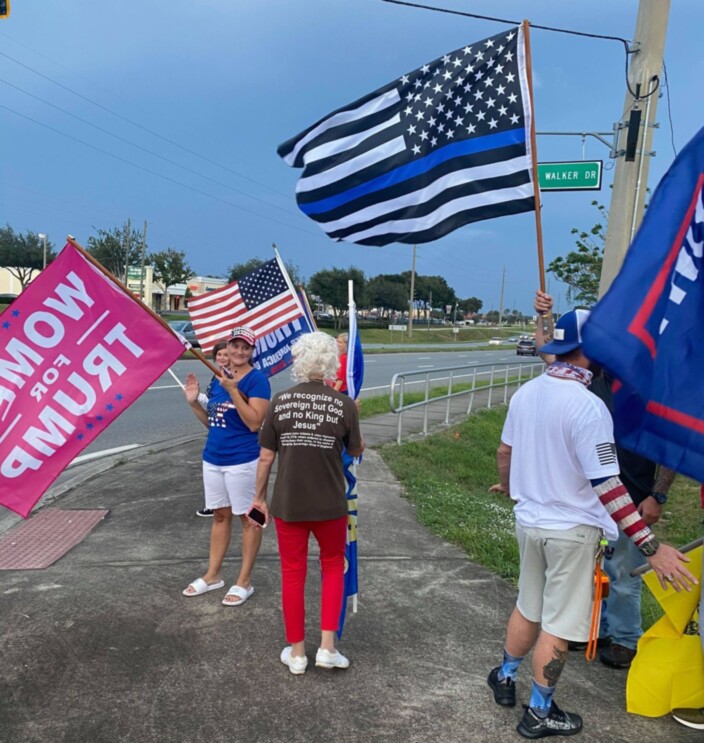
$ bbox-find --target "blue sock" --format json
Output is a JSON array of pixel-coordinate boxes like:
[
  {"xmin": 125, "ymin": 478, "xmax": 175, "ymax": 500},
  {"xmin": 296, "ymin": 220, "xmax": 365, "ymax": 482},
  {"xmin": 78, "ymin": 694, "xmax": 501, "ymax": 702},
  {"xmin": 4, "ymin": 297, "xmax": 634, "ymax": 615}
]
[
  {"xmin": 498, "ymin": 648, "xmax": 524, "ymax": 682},
  {"xmin": 529, "ymin": 680, "xmax": 555, "ymax": 718}
]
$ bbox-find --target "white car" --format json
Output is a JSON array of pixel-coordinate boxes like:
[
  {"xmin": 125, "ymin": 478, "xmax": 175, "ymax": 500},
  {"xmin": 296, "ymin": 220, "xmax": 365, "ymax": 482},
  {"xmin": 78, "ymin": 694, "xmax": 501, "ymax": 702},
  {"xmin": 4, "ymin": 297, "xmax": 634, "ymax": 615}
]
[{"xmin": 488, "ymin": 337, "xmax": 503, "ymax": 346}]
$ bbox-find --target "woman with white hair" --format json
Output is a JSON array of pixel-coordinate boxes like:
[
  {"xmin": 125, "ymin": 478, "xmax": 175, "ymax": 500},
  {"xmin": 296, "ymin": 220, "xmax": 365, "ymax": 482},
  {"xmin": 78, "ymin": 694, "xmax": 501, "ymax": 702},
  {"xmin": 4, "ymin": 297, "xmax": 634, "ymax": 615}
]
[{"xmin": 252, "ymin": 332, "xmax": 364, "ymax": 674}]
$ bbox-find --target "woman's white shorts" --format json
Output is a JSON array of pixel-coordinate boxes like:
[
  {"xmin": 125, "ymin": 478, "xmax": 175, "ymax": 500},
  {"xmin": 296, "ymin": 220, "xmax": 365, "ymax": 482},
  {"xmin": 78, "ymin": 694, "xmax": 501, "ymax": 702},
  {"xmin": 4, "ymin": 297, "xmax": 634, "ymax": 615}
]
[{"xmin": 202, "ymin": 459, "xmax": 258, "ymax": 515}]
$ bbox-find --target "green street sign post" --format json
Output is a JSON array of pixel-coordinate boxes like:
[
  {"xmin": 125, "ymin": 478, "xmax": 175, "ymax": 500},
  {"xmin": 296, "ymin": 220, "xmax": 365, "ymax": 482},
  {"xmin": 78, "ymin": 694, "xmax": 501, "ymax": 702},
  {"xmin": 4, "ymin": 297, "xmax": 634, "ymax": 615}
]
[{"xmin": 537, "ymin": 161, "xmax": 603, "ymax": 191}]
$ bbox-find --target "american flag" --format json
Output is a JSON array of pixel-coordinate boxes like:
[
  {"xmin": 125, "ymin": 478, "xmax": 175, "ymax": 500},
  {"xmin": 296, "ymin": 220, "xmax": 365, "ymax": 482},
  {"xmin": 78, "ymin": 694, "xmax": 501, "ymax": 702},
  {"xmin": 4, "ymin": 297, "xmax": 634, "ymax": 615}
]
[
  {"xmin": 188, "ymin": 257, "xmax": 303, "ymax": 354},
  {"xmin": 278, "ymin": 26, "xmax": 535, "ymax": 246}
]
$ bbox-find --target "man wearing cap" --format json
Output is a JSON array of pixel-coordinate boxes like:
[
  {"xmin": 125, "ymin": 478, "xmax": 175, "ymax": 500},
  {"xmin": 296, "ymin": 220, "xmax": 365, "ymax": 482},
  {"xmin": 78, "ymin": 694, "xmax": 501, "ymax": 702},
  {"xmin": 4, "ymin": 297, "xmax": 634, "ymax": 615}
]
[{"xmin": 487, "ymin": 308, "xmax": 696, "ymax": 738}]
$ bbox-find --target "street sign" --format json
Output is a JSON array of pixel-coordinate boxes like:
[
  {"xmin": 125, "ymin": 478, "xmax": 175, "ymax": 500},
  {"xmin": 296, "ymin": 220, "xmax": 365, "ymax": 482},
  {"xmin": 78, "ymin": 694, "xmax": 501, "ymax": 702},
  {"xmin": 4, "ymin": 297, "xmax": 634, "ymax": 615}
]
[
  {"xmin": 389, "ymin": 325, "xmax": 407, "ymax": 331},
  {"xmin": 537, "ymin": 161, "xmax": 603, "ymax": 191}
]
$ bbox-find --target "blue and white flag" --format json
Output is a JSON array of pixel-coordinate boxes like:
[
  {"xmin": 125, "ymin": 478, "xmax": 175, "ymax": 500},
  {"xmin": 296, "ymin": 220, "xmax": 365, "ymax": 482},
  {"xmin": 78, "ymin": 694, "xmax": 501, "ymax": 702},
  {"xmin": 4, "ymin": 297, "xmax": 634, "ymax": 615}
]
[
  {"xmin": 582, "ymin": 125, "xmax": 704, "ymax": 482},
  {"xmin": 278, "ymin": 26, "xmax": 535, "ymax": 246},
  {"xmin": 345, "ymin": 301, "xmax": 365, "ymax": 398},
  {"xmin": 338, "ymin": 294, "xmax": 365, "ymax": 637}
]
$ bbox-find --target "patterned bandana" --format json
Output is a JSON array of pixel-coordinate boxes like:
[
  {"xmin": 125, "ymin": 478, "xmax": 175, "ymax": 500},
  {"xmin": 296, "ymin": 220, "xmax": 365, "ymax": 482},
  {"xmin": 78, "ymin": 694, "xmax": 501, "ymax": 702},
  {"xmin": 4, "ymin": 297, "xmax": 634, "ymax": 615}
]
[{"xmin": 546, "ymin": 361, "xmax": 593, "ymax": 387}]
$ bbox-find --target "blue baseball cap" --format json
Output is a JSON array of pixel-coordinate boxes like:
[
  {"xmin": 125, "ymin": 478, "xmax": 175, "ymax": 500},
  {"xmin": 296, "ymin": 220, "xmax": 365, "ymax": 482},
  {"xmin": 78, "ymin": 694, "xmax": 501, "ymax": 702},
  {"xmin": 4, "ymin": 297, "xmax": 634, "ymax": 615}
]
[{"xmin": 540, "ymin": 309, "xmax": 591, "ymax": 355}]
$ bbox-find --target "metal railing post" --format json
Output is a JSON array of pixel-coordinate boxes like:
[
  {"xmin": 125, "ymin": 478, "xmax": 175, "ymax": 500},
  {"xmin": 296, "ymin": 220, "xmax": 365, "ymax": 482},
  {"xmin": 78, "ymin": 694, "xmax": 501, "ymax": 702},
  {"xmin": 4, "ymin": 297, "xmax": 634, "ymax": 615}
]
[
  {"xmin": 445, "ymin": 369, "xmax": 454, "ymax": 424},
  {"xmin": 423, "ymin": 374, "xmax": 430, "ymax": 435}
]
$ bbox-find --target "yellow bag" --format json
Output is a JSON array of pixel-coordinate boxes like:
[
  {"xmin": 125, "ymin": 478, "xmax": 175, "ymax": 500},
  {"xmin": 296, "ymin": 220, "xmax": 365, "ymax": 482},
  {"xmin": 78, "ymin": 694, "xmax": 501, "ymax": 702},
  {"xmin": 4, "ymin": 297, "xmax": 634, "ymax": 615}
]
[{"xmin": 626, "ymin": 546, "xmax": 704, "ymax": 716}]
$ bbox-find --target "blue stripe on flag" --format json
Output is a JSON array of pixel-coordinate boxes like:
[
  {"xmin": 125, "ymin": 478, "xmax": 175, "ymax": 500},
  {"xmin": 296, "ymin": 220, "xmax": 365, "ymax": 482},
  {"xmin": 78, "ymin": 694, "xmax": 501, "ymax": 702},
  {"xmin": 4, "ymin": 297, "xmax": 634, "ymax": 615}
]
[{"xmin": 299, "ymin": 129, "xmax": 526, "ymax": 216}]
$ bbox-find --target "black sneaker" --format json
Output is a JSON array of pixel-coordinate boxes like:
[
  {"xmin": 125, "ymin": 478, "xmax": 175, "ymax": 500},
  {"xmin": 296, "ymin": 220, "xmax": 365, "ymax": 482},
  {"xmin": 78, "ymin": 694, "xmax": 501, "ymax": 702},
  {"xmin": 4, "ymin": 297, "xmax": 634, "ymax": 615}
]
[
  {"xmin": 487, "ymin": 666, "xmax": 516, "ymax": 707},
  {"xmin": 196, "ymin": 508, "xmax": 214, "ymax": 517},
  {"xmin": 567, "ymin": 636, "xmax": 611, "ymax": 652},
  {"xmin": 517, "ymin": 702, "xmax": 583, "ymax": 739}
]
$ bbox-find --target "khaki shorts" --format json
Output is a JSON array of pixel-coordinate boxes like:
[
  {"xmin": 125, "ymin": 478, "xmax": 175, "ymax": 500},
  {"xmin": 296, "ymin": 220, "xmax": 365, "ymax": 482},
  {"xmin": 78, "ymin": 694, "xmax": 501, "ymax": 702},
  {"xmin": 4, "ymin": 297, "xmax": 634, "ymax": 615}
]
[{"xmin": 515, "ymin": 523, "xmax": 602, "ymax": 642}]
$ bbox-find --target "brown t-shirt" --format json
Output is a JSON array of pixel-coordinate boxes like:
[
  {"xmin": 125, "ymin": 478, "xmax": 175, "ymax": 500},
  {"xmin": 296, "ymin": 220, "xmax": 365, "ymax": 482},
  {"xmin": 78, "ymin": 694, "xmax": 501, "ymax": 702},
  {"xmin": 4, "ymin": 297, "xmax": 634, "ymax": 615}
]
[{"xmin": 258, "ymin": 381, "xmax": 363, "ymax": 522}]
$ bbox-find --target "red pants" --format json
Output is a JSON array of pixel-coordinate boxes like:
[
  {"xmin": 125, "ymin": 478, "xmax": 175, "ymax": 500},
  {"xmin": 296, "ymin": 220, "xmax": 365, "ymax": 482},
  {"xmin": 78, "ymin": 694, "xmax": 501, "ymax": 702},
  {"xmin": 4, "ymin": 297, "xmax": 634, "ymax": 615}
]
[{"xmin": 274, "ymin": 516, "xmax": 347, "ymax": 643}]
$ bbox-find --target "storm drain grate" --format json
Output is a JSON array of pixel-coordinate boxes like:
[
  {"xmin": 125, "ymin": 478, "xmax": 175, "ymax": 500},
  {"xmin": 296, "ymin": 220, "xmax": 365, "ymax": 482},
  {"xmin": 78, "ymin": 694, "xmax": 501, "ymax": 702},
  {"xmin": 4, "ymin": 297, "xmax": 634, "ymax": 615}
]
[{"xmin": 0, "ymin": 509, "xmax": 109, "ymax": 570}]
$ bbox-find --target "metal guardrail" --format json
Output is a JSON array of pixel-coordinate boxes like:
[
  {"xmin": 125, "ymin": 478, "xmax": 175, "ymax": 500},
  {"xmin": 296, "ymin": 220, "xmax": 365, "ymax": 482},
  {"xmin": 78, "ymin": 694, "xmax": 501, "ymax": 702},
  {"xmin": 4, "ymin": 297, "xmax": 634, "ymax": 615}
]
[{"xmin": 388, "ymin": 360, "xmax": 542, "ymax": 444}]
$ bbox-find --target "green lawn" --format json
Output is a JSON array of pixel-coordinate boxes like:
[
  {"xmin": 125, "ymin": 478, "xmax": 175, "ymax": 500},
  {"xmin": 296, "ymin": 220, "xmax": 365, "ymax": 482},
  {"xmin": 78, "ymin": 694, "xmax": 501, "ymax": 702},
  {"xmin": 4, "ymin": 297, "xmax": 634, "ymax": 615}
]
[{"xmin": 379, "ymin": 405, "xmax": 703, "ymax": 629}]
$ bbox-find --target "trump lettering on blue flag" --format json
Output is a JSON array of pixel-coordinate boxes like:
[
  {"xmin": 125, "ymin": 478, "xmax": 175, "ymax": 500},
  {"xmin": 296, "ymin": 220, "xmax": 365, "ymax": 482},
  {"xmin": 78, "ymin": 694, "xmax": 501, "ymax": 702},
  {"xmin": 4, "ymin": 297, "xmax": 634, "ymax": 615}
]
[
  {"xmin": 278, "ymin": 26, "xmax": 535, "ymax": 246},
  {"xmin": 582, "ymin": 125, "xmax": 704, "ymax": 482}
]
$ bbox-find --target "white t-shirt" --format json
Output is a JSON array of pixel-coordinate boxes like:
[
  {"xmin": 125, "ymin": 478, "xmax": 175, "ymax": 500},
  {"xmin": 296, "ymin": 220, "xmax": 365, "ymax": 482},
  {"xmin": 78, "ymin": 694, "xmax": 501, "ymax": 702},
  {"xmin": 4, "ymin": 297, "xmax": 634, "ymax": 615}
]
[{"xmin": 501, "ymin": 373, "xmax": 620, "ymax": 540}]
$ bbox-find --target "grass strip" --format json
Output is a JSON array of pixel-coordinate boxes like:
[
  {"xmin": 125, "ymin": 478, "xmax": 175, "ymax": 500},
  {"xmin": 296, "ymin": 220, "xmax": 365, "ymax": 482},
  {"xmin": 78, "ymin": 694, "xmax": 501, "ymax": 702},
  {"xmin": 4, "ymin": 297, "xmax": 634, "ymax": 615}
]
[{"xmin": 379, "ymin": 406, "xmax": 704, "ymax": 629}]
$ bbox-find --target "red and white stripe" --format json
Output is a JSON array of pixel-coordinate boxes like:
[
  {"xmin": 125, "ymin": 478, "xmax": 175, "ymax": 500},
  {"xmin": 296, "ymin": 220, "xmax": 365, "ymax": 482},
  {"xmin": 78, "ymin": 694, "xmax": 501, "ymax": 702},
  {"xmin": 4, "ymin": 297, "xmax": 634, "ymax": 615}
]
[
  {"xmin": 594, "ymin": 476, "xmax": 652, "ymax": 547},
  {"xmin": 188, "ymin": 281, "xmax": 302, "ymax": 354}
]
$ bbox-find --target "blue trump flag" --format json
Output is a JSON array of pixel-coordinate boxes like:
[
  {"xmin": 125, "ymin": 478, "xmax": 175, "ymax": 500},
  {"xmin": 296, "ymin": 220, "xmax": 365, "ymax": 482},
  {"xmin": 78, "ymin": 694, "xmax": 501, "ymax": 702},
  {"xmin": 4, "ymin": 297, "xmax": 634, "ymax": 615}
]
[
  {"xmin": 278, "ymin": 26, "xmax": 535, "ymax": 246},
  {"xmin": 338, "ymin": 295, "xmax": 364, "ymax": 637},
  {"xmin": 582, "ymin": 125, "xmax": 704, "ymax": 481}
]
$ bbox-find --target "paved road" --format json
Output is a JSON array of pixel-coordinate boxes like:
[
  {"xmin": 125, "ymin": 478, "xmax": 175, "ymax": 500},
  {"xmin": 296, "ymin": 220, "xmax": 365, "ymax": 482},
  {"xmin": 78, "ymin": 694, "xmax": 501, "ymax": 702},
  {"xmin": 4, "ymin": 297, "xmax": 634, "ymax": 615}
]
[{"xmin": 77, "ymin": 349, "xmax": 542, "ymax": 459}]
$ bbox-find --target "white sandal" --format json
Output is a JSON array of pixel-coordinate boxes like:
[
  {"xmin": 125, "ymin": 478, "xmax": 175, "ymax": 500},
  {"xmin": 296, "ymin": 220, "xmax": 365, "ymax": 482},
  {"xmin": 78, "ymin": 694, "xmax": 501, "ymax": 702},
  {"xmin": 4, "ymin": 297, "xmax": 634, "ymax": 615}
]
[{"xmin": 182, "ymin": 578, "xmax": 225, "ymax": 596}]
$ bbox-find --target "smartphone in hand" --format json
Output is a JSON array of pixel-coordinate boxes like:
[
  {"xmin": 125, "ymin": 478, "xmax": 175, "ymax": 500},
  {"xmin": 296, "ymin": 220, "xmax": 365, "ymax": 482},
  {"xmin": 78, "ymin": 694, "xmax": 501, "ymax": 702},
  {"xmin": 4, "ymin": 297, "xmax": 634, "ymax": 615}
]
[{"xmin": 246, "ymin": 505, "xmax": 268, "ymax": 528}]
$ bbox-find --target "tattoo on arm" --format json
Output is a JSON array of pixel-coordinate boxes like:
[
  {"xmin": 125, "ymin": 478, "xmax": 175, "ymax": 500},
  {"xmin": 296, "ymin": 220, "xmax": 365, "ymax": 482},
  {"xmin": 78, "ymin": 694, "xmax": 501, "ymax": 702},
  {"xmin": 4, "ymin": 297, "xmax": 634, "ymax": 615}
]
[
  {"xmin": 542, "ymin": 646, "xmax": 568, "ymax": 686},
  {"xmin": 653, "ymin": 466, "xmax": 676, "ymax": 493}
]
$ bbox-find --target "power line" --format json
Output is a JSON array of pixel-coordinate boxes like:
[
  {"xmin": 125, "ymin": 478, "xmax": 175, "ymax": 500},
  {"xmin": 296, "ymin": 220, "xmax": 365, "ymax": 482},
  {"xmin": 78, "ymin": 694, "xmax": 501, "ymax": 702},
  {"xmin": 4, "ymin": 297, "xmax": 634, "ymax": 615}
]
[
  {"xmin": 0, "ymin": 75, "xmax": 298, "ymax": 217},
  {"xmin": 662, "ymin": 60, "xmax": 677, "ymax": 157},
  {"xmin": 0, "ymin": 102, "xmax": 321, "ymax": 238},
  {"xmin": 380, "ymin": 0, "xmax": 659, "ymax": 102},
  {"xmin": 0, "ymin": 49, "xmax": 291, "ymax": 199}
]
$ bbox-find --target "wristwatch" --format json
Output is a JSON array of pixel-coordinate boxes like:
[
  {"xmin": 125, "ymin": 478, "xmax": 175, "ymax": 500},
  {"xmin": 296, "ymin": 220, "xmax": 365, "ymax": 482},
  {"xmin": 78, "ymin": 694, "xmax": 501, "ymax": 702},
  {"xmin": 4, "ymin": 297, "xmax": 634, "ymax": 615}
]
[
  {"xmin": 639, "ymin": 537, "xmax": 660, "ymax": 557},
  {"xmin": 651, "ymin": 491, "xmax": 668, "ymax": 505}
]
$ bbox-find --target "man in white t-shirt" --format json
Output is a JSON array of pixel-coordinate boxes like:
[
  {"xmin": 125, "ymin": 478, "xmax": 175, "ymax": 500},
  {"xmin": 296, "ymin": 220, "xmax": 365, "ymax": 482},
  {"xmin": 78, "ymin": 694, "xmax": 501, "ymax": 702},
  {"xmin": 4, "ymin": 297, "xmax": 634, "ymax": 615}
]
[{"xmin": 487, "ymin": 309, "xmax": 696, "ymax": 739}]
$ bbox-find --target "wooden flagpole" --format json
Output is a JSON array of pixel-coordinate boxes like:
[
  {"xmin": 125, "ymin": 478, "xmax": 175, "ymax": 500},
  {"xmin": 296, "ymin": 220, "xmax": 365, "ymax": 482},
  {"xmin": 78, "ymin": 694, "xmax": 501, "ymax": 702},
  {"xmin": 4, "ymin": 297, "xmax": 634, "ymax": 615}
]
[
  {"xmin": 522, "ymin": 20, "xmax": 547, "ymax": 294},
  {"xmin": 65, "ymin": 236, "xmax": 220, "ymax": 376}
]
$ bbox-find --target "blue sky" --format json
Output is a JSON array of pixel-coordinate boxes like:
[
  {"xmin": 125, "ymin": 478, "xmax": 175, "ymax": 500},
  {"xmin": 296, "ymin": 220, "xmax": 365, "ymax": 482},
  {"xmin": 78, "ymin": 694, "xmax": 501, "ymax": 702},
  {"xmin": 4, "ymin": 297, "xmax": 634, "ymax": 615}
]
[{"xmin": 1, "ymin": 0, "xmax": 702, "ymax": 314}]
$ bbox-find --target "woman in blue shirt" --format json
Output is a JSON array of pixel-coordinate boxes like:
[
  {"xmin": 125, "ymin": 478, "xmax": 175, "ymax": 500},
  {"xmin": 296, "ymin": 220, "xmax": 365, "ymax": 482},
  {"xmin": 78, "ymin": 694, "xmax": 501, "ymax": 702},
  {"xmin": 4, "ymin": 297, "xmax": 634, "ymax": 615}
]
[{"xmin": 182, "ymin": 326, "xmax": 271, "ymax": 606}]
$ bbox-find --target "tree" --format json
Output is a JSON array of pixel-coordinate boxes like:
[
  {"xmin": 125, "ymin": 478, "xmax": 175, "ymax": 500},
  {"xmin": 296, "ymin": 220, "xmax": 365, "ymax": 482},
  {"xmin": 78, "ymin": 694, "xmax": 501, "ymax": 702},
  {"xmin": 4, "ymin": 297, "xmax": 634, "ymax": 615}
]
[
  {"xmin": 547, "ymin": 200, "xmax": 606, "ymax": 306},
  {"xmin": 459, "ymin": 296, "xmax": 483, "ymax": 314},
  {"xmin": 87, "ymin": 224, "xmax": 143, "ymax": 280},
  {"xmin": 228, "ymin": 257, "xmax": 303, "ymax": 286},
  {"xmin": 365, "ymin": 274, "xmax": 408, "ymax": 317},
  {"xmin": 0, "ymin": 225, "xmax": 57, "ymax": 290},
  {"xmin": 403, "ymin": 273, "xmax": 457, "ymax": 316},
  {"xmin": 149, "ymin": 249, "xmax": 193, "ymax": 306},
  {"xmin": 308, "ymin": 267, "xmax": 365, "ymax": 328}
]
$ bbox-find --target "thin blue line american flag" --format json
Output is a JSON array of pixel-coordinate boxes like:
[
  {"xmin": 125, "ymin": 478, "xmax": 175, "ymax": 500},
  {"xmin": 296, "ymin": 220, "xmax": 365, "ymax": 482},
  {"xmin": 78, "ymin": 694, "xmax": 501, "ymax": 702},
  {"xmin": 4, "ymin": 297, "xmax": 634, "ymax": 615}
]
[
  {"xmin": 188, "ymin": 258, "xmax": 303, "ymax": 354},
  {"xmin": 278, "ymin": 26, "xmax": 535, "ymax": 246}
]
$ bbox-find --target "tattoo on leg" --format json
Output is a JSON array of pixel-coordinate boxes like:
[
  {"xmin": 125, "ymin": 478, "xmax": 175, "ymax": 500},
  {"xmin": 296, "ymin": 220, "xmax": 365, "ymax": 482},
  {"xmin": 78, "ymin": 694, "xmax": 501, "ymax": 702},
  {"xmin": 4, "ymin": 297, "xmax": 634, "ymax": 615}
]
[{"xmin": 543, "ymin": 646, "xmax": 568, "ymax": 686}]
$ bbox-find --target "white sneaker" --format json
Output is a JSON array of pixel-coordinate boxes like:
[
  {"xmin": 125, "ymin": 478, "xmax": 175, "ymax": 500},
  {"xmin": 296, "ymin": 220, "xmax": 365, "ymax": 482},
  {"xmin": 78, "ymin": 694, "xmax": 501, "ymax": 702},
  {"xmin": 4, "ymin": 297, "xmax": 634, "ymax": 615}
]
[
  {"xmin": 315, "ymin": 647, "xmax": 350, "ymax": 669},
  {"xmin": 280, "ymin": 646, "xmax": 308, "ymax": 675}
]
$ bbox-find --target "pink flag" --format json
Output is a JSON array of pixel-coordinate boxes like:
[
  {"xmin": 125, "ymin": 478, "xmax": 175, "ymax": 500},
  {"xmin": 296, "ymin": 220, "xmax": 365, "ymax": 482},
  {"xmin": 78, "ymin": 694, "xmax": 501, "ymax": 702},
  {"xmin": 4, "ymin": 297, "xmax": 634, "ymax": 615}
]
[{"xmin": 0, "ymin": 243, "xmax": 187, "ymax": 518}]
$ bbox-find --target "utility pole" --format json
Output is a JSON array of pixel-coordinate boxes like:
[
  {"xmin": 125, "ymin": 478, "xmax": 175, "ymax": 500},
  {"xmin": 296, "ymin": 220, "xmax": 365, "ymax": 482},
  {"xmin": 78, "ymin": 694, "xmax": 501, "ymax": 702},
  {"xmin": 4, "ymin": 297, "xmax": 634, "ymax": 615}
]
[
  {"xmin": 408, "ymin": 244, "xmax": 416, "ymax": 338},
  {"xmin": 599, "ymin": 0, "xmax": 671, "ymax": 297},
  {"xmin": 138, "ymin": 220, "xmax": 148, "ymax": 302},
  {"xmin": 497, "ymin": 266, "xmax": 506, "ymax": 327},
  {"xmin": 122, "ymin": 218, "xmax": 131, "ymax": 286}
]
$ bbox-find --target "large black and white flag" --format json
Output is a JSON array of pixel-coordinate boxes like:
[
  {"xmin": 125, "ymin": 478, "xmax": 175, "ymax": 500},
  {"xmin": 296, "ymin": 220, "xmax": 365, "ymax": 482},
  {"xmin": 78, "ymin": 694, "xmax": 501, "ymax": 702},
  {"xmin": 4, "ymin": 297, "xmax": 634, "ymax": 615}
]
[{"xmin": 278, "ymin": 26, "xmax": 535, "ymax": 246}]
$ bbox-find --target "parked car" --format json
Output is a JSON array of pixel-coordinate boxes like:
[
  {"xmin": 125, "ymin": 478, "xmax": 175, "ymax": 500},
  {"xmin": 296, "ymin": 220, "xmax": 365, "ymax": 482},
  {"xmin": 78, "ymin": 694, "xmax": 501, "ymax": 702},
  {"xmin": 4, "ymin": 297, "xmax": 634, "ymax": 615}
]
[
  {"xmin": 168, "ymin": 320, "xmax": 200, "ymax": 348},
  {"xmin": 517, "ymin": 338, "xmax": 537, "ymax": 356},
  {"xmin": 488, "ymin": 337, "xmax": 503, "ymax": 346}
]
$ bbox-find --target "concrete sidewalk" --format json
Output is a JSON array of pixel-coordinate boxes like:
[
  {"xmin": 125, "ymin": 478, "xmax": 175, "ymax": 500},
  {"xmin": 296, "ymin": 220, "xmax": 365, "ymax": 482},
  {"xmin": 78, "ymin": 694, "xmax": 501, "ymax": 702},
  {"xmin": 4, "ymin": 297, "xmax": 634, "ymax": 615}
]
[{"xmin": 0, "ymin": 410, "xmax": 699, "ymax": 742}]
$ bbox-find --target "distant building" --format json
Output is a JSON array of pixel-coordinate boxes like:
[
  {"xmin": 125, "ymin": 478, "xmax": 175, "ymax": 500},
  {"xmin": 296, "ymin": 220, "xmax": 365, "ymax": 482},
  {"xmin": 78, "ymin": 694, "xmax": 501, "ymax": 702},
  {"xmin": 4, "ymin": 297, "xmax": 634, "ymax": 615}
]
[
  {"xmin": 0, "ymin": 265, "xmax": 229, "ymax": 313},
  {"xmin": 0, "ymin": 267, "xmax": 39, "ymax": 295}
]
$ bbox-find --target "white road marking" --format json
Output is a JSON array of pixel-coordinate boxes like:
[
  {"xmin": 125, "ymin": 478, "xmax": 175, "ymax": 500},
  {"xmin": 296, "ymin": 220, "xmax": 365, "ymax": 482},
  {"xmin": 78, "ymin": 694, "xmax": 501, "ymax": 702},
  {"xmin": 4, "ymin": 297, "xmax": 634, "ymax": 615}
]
[
  {"xmin": 71, "ymin": 445, "xmax": 140, "ymax": 465},
  {"xmin": 417, "ymin": 365, "xmax": 434, "ymax": 368}
]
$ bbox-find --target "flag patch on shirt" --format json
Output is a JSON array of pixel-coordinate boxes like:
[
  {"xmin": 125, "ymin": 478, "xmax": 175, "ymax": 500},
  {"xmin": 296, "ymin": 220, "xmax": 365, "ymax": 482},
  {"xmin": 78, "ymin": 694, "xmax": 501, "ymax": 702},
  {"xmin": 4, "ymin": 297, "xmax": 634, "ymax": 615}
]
[{"xmin": 596, "ymin": 442, "xmax": 617, "ymax": 466}]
